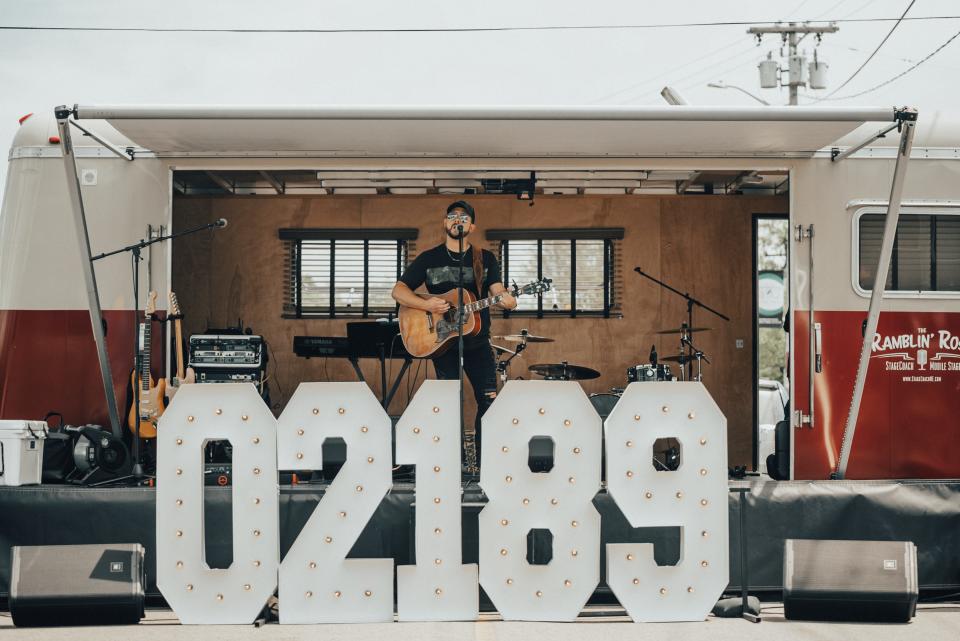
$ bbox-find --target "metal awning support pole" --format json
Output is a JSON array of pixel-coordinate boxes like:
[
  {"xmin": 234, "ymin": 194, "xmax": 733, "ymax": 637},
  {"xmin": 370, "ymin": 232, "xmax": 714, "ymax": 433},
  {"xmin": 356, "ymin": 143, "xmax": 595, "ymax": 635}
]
[
  {"xmin": 67, "ymin": 120, "xmax": 134, "ymax": 161},
  {"xmin": 831, "ymin": 122, "xmax": 899, "ymax": 162},
  {"xmin": 56, "ymin": 105, "xmax": 123, "ymax": 437},
  {"xmin": 836, "ymin": 109, "xmax": 917, "ymax": 479}
]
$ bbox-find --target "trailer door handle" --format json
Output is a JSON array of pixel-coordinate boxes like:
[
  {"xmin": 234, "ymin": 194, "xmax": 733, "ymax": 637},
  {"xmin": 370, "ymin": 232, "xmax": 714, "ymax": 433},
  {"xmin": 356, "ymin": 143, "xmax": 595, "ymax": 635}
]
[{"xmin": 814, "ymin": 322, "xmax": 823, "ymax": 373}]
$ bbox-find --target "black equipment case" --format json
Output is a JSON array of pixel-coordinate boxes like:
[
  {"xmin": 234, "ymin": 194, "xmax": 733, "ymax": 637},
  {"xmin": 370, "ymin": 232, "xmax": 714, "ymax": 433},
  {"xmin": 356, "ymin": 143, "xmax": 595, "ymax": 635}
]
[{"xmin": 9, "ymin": 543, "xmax": 145, "ymax": 627}]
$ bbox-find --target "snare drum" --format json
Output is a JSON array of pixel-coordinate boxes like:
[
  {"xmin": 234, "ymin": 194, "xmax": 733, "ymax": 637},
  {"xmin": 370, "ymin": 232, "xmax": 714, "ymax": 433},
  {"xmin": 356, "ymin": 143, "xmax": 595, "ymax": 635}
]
[{"xmin": 627, "ymin": 363, "xmax": 674, "ymax": 383}]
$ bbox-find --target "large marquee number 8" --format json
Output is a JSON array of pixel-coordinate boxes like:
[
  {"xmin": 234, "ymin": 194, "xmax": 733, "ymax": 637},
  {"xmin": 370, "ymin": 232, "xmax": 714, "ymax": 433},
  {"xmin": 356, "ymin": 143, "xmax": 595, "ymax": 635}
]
[
  {"xmin": 277, "ymin": 383, "xmax": 394, "ymax": 623},
  {"xmin": 478, "ymin": 381, "xmax": 602, "ymax": 621},
  {"xmin": 604, "ymin": 382, "xmax": 729, "ymax": 622}
]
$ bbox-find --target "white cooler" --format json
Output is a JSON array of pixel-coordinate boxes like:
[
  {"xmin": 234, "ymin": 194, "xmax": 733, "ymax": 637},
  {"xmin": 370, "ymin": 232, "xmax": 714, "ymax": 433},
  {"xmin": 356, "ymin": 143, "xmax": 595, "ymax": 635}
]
[{"xmin": 0, "ymin": 421, "xmax": 47, "ymax": 486}]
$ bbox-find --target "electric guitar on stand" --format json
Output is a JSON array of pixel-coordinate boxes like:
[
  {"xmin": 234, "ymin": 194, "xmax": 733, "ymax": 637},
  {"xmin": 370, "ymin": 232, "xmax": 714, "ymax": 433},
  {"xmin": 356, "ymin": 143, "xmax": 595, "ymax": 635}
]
[
  {"xmin": 398, "ymin": 278, "xmax": 552, "ymax": 358},
  {"xmin": 127, "ymin": 291, "xmax": 165, "ymax": 439},
  {"xmin": 166, "ymin": 291, "xmax": 196, "ymax": 399}
]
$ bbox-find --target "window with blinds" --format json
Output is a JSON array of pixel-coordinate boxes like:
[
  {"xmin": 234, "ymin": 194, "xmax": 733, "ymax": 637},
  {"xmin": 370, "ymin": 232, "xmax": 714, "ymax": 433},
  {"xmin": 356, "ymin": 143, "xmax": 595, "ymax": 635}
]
[
  {"xmin": 487, "ymin": 228, "xmax": 623, "ymax": 318},
  {"xmin": 280, "ymin": 229, "xmax": 417, "ymax": 318},
  {"xmin": 859, "ymin": 213, "xmax": 960, "ymax": 293}
]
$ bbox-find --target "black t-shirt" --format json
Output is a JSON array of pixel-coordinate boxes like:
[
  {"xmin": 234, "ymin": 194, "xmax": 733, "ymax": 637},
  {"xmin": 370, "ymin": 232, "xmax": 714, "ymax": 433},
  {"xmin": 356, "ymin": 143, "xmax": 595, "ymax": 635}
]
[{"xmin": 399, "ymin": 244, "xmax": 502, "ymax": 349}]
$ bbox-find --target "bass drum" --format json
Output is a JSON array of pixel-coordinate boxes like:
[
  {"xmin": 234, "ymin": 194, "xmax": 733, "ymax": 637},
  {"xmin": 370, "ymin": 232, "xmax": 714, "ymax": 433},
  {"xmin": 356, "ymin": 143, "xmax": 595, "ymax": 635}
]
[
  {"xmin": 589, "ymin": 392, "xmax": 622, "ymax": 421},
  {"xmin": 589, "ymin": 392, "xmax": 622, "ymax": 483}
]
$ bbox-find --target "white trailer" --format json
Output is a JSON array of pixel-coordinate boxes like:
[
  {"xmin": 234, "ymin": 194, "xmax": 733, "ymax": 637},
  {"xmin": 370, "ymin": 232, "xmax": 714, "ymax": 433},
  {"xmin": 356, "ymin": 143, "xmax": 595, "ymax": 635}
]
[{"xmin": 2, "ymin": 104, "xmax": 957, "ymax": 479}]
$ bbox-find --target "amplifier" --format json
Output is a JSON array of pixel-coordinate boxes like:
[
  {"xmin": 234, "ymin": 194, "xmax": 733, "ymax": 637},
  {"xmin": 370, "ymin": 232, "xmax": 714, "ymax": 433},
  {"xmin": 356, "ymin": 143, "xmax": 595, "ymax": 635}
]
[
  {"xmin": 189, "ymin": 334, "xmax": 263, "ymax": 368},
  {"xmin": 195, "ymin": 369, "xmax": 262, "ymax": 385},
  {"xmin": 783, "ymin": 539, "xmax": 918, "ymax": 622},
  {"xmin": 9, "ymin": 543, "xmax": 145, "ymax": 627},
  {"xmin": 205, "ymin": 463, "xmax": 232, "ymax": 486}
]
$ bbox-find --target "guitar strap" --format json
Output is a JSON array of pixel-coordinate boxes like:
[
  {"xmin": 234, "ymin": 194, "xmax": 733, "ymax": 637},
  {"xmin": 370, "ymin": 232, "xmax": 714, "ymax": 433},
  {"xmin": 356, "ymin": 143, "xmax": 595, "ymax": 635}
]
[{"xmin": 472, "ymin": 246, "xmax": 484, "ymax": 296}]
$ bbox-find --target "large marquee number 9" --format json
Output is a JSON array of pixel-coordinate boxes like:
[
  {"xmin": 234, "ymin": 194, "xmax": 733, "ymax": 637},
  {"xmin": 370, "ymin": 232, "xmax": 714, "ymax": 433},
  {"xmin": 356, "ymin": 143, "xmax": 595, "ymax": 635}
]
[
  {"xmin": 479, "ymin": 381, "xmax": 602, "ymax": 621},
  {"xmin": 277, "ymin": 383, "xmax": 394, "ymax": 623},
  {"xmin": 605, "ymin": 382, "xmax": 729, "ymax": 622}
]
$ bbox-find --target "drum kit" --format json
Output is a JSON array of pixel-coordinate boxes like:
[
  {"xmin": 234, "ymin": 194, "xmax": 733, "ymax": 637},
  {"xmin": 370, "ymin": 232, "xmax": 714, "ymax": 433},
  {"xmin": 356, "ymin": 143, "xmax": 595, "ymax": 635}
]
[{"xmin": 492, "ymin": 321, "xmax": 713, "ymax": 387}]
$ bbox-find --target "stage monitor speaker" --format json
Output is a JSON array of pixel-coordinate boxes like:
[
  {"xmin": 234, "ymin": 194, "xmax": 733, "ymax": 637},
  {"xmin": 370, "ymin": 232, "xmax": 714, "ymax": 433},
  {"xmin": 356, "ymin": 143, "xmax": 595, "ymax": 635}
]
[
  {"xmin": 783, "ymin": 539, "xmax": 918, "ymax": 622},
  {"xmin": 9, "ymin": 543, "xmax": 145, "ymax": 627}
]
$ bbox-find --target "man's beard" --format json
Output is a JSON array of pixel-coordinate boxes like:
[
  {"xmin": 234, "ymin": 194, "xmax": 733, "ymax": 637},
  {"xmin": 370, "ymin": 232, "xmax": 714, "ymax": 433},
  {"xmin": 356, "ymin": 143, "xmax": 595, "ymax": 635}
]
[{"xmin": 446, "ymin": 226, "xmax": 471, "ymax": 240}]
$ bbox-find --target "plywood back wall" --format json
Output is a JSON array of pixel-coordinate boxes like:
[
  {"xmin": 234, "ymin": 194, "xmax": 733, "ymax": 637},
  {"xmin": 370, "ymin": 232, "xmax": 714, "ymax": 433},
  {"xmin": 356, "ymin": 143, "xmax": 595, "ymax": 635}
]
[{"xmin": 172, "ymin": 194, "xmax": 787, "ymax": 468}]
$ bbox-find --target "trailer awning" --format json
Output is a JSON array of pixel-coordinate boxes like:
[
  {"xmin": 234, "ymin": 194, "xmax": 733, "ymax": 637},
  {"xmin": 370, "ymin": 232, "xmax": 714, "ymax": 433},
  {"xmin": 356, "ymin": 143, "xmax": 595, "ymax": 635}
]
[{"xmin": 75, "ymin": 105, "xmax": 899, "ymax": 159}]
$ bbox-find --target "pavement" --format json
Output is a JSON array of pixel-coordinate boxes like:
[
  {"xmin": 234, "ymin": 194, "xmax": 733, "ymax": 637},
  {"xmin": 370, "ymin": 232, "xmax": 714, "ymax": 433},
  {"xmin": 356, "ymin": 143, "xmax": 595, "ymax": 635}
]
[{"xmin": 3, "ymin": 605, "xmax": 960, "ymax": 641}]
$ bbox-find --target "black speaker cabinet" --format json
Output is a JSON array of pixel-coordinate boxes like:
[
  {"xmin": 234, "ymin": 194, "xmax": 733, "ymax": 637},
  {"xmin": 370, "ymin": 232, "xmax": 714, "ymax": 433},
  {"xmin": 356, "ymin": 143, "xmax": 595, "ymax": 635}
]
[
  {"xmin": 9, "ymin": 543, "xmax": 145, "ymax": 627},
  {"xmin": 783, "ymin": 539, "xmax": 918, "ymax": 622}
]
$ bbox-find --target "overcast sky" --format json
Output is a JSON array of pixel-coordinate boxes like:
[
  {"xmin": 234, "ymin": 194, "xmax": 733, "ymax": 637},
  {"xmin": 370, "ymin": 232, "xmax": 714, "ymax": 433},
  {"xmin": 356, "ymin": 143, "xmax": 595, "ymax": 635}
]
[{"xmin": 2, "ymin": 0, "xmax": 959, "ymax": 198}]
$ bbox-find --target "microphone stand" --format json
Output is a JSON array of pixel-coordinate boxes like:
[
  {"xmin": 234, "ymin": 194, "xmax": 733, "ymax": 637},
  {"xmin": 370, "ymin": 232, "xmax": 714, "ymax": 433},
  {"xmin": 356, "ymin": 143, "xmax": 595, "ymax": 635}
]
[
  {"xmin": 455, "ymin": 224, "xmax": 469, "ymax": 476},
  {"xmin": 92, "ymin": 219, "xmax": 227, "ymax": 480},
  {"xmin": 633, "ymin": 267, "xmax": 729, "ymax": 381}
]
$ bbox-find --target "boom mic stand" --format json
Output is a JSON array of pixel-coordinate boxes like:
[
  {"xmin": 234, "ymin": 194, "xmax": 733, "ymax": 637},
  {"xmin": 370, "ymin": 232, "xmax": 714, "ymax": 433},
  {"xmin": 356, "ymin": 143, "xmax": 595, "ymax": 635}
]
[
  {"xmin": 633, "ymin": 267, "xmax": 729, "ymax": 381},
  {"xmin": 92, "ymin": 218, "xmax": 228, "ymax": 480}
]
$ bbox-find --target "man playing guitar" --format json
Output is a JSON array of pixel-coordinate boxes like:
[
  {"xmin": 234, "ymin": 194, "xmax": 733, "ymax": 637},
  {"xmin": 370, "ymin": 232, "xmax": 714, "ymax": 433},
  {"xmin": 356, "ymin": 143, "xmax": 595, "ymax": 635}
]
[{"xmin": 391, "ymin": 201, "xmax": 517, "ymax": 466}]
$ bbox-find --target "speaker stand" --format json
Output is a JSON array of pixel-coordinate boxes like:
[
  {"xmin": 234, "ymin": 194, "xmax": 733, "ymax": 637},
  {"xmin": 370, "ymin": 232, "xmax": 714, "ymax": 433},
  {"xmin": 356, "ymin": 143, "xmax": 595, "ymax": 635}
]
[{"xmin": 731, "ymin": 485, "xmax": 761, "ymax": 623}]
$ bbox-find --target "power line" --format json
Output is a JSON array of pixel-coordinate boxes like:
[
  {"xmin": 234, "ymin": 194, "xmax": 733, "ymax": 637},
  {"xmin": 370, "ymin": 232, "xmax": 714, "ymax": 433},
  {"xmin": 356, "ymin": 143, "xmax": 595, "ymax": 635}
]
[
  {"xmin": 0, "ymin": 15, "xmax": 957, "ymax": 35},
  {"xmin": 589, "ymin": 37, "xmax": 747, "ymax": 103},
  {"xmin": 821, "ymin": 0, "xmax": 915, "ymax": 98},
  {"xmin": 810, "ymin": 28, "xmax": 960, "ymax": 101}
]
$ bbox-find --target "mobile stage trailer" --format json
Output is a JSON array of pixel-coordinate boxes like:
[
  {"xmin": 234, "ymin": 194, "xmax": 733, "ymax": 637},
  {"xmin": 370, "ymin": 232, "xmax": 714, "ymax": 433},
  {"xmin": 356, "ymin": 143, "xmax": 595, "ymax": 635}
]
[{"xmin": 2, "ymin": 103, "xmax": 960, "ymax": 604}]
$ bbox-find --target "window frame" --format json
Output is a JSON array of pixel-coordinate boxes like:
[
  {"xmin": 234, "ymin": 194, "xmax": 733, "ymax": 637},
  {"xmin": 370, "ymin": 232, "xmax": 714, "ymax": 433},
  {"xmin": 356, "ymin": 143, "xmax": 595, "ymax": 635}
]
[
  {"xmin": 487, "ymin": 228, "xmax": 623, "ymax": 318},
  {"xmin": 279, "ymin": 228, "xmax": 418, "ymax": 318},
  {"xmin": 851, "ymin": 205, "xmax": 960, "ymax": 300}
]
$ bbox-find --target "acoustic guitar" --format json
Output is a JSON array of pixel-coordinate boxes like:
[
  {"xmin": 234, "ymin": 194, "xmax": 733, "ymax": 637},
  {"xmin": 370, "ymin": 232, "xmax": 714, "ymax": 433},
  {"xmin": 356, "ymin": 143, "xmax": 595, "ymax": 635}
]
[
  {"xmin": 398, "ymin": 278, "xmax": 552, "ymax": 358},
  {"xmin": 127, "ymin": 291, "xmax": 166, "ymax": 439},
  {"xmin": 166, "ymin": 291, "xmax": 196, "ymax": 399}
]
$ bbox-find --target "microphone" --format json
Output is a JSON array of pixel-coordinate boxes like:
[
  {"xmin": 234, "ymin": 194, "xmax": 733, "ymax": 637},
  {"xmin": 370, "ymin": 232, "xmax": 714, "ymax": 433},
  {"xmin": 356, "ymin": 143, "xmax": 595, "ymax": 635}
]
[
  {"xmin": 649, "ymin": 344, "xmax": 658, "ymax": 367},
  {"xmin": 215, "ymin": 218, "xmax": 228, "ymax": 229}
]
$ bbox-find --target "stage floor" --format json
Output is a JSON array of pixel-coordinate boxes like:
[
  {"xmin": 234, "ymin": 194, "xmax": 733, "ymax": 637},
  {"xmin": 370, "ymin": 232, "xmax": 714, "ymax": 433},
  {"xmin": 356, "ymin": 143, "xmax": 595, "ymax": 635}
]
[{"xmin": 2, "ymin": 606, "xmax": 959, "ymax": 641}]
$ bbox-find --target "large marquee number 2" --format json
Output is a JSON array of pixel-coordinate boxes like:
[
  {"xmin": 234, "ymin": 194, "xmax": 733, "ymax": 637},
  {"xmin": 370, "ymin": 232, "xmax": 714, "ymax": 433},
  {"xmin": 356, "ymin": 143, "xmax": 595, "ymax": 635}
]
[{"xmin": 276, "ymin": 383, "xmax": 394, "ymax": 623}]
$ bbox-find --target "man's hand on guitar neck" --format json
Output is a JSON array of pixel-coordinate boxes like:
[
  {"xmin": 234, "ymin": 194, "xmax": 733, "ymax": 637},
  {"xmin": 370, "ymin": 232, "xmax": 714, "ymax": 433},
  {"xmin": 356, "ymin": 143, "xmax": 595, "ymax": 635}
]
[{"xmin": 490, "ymin": 282, "xmax": 518, "ymax": 310}]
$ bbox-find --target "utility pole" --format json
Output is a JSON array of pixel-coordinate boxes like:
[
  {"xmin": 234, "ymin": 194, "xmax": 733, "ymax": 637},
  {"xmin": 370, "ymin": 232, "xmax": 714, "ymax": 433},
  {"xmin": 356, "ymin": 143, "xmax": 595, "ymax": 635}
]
[{"xmin": 747, "ymin": 23, "xmax": 838, "ymax": 105}]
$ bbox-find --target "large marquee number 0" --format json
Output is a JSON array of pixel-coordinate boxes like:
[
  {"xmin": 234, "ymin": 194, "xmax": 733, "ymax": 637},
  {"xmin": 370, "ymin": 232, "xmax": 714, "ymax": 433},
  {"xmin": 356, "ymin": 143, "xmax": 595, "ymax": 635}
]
[{"xmin": 156, "ymin": 384, "xmax": 280, "ymax": 625}]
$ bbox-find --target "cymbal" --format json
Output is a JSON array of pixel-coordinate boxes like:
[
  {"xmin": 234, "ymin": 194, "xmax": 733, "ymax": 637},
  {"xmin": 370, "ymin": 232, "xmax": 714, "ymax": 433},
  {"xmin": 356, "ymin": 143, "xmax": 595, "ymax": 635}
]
[
  {"xmin": 658, "ymin": 355, "xmax": 688, "ymax": 363},
  {"xmin": 492, "ymin": 344, "xmax": 516, "ymax": 356},
  {"xmin": 493, "ymin": 334, "xmax": 555, "ymax": 343},
  {"xmin": 655, "ymin": 326, "xmax": 712, "ymax": 335},
  {"xmin": 528, "ymin": 362, "xmax": 601, "ymax": 381}
]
